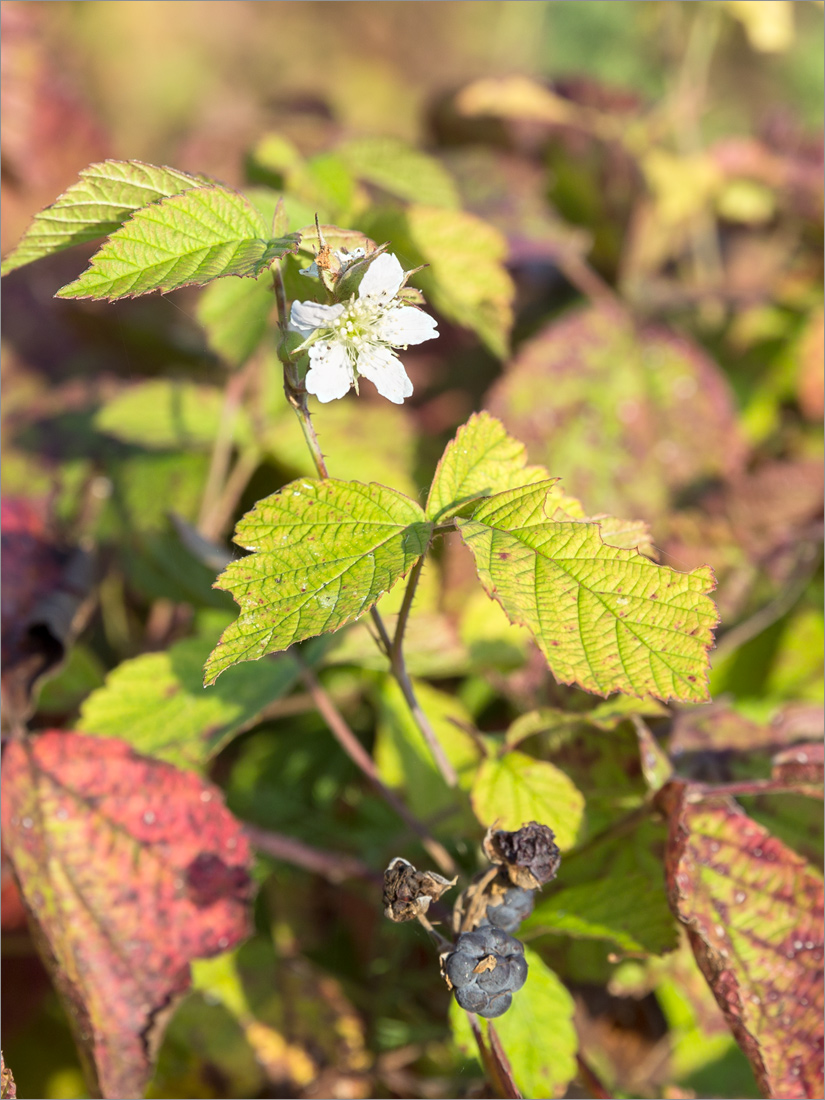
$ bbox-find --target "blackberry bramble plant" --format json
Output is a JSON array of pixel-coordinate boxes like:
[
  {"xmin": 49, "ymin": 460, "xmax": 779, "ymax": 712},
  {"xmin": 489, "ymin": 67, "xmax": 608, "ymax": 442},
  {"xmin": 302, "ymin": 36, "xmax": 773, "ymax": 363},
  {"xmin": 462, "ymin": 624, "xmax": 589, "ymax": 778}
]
[{"xmin": 7, "ymin": 156, "xmax": 815, "ymax": 1100}]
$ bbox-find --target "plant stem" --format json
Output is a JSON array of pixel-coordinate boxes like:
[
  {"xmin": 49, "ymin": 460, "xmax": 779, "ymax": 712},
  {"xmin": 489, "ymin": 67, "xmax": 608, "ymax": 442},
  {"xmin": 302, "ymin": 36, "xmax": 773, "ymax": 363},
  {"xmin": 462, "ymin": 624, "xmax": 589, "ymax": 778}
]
[
  {"xmin": 282, "ymin": 364, "xmax": 458, "ymax": 789},
  {"xmin": 297, "ymin": 657, "xmax": 458, "ymax": 878},
  {"xmin": 389, "ymin": 558, "xmax": 459, "ymax": 789},
  {"xmin": 198, "ymin": 360, "xmax": 255, "ymax": 536},
  {"xmin": 244, "ymin": 824, "xmax": 378, "ymax": 885}
]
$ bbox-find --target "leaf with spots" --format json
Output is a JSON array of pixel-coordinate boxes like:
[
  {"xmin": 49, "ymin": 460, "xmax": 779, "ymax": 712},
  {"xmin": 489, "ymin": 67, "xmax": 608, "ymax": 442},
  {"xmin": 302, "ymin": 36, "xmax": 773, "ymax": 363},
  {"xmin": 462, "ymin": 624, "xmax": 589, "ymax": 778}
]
[
  {"xmin": 659, "ymin": 780, "xmax": 824, "ymax": 1100},
  {"xmin": 1, "ymin": 731, "xmax": 252, "ymax": 1100},
  {"xmin": 1, "ymin": 160, "xmax": 207, "ymax": 276},
  {"xmin": 456, "ymin": 482, "xmax": 718, "ymax": 703},
  {"xmin": 205, "ymin": 478, "xmax": 432, "ymax": 684},
  {"xmin": 56, "ymin": 186, "xmax": 300, "ymax": 301},
  {"xmin": 426, "ymin": 411, "xmax": 548, "ymax": 522}
]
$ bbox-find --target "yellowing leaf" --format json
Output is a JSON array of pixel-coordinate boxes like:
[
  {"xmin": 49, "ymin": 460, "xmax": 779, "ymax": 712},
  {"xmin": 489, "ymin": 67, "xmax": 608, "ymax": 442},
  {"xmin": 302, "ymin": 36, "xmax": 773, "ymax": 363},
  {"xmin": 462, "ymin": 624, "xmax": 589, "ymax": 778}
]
[
  {"xmin": 457, "ymin": 482, "xmax": 718, "ymax": 703},
  {"xmin": 471, "ymin": 750, "xmax": 585, "ymax": 850},
  {"xmin": 426, "ymin": 411, "xmax": 548, "ymax": 522}
]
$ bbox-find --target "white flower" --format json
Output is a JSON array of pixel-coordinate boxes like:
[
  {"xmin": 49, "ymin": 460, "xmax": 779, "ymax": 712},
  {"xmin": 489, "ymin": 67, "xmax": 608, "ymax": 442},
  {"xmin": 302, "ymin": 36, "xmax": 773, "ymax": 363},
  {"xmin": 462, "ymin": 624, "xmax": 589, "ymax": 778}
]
[{"xmin": 289, "ymin": 253, "xmax": 438, "ymax": 404}]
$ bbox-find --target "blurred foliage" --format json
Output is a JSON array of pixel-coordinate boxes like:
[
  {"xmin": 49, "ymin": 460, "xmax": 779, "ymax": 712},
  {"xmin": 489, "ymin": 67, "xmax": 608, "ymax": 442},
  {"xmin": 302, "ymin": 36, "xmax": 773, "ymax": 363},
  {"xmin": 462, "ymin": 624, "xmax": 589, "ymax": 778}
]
[{"xmin": 1, "ymin": 1, "xmax": 822, "ymax": 1098}]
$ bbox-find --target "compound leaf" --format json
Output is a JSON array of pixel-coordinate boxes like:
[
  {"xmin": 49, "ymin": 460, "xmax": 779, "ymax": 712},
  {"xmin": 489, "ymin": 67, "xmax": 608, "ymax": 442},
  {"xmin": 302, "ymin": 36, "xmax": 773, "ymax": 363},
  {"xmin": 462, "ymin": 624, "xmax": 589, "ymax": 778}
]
[
  {"xmin": 471, "ymin": 749, "xmax": 585, "ymax": 850},
  {"xmin": 78, "ymin": 636, "xmax": 304, "ymax": 770},
  {"xmin": 1, "ymin": 159, "xmax": 206, "ymax": 276},
  {"xmin": 456, "ymin": 482, "xmax": 717, "ymax": 702},
  {"xmin": 57, "ymin": 186, "xmax": 300, "ymax": 300},
  {"xmin": 1, "ymin": 731, "xmax": 252, "ymax": 1100},
  {"xmin": 426, "ymin": 411, "xmax": 548, "ymax": 522},
  {"xmin": 660, "ymin": 782, "xmax": 824, "ymax": 1100},
  {"xmin": 205, "ymin": 479, "xmax": 432, "ymax": 684}
]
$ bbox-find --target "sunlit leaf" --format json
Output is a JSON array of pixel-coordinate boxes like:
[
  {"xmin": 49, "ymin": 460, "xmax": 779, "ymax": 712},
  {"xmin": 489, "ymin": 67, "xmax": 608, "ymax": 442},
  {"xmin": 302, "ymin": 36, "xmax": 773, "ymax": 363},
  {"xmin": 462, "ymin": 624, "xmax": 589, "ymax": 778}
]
[
  {"xmin": 661, "ymin": 781, "xmax": 824, "ymax": 1100},
  {"xmin": 1, "ymin": 160, "xmax": 206, "ymax": 276},
  {"xmin": 1, "ymin": 731, "xmax": 252, "ymax": 1100},
  {"xmin": 451, "ymin": 948, "xmax": 577, "ymax": 1098},
  {"xmin": 78, "ymin": 637, "xmax": 305, "ymax": 770},
  {"xmin": 205, "ymin": 479, "xmax": 432, "ymax": 683},
  {"xmin": 457, "ymin": 482, "xmax": 718, "ymax": 702},
  {"xmin": 426, "ymin": 411, "xmax": 548, "ymax": 522},
  {"xmin": 56, "ymin": 186, "xmax": 300, "ymax": 300},
  {"xmin": 471, "ymin": 749, "xmax": 585, "ymax": 850}
]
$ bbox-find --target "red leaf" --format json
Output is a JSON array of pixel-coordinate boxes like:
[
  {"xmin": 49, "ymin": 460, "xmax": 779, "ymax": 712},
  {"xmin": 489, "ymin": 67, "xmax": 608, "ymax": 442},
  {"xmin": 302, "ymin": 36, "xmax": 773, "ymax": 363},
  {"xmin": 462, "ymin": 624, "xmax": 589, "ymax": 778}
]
[
  {"xmin": 1, "ymin": 731, "xmax": 253, "ymax": 1100},
  {"xmin": 659, "ymin": 780, "xmax": 824, "ymax": 1099}
]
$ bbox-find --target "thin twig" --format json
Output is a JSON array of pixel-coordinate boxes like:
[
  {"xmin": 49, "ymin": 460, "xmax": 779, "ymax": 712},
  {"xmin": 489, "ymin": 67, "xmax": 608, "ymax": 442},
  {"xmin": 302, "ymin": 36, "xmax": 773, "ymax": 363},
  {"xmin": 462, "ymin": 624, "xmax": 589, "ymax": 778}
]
[
  {"xmin": 198, "ymin": 360, "xmax": 256, "ymax": 535},
  {"xmin": 244, "ymin": 824, "xmax": 379, "ymax": 884},
  {"xmin": 297, "ymin": 657, "xmax": 458, "ymax": 878},
  {"xmin": 201, "ymin": 446, "xmax": 261, "ymax": 541},
  {"xmin": 415, "ymin": 911, "xmax": 454, "ymax": 954},
  {"xmin": 712, "ymin": 545, "xmax": 819, "ymax": 662},
  {"xmin": 388, "ymin": 560, "xmax": 459, "ymax": 789}
]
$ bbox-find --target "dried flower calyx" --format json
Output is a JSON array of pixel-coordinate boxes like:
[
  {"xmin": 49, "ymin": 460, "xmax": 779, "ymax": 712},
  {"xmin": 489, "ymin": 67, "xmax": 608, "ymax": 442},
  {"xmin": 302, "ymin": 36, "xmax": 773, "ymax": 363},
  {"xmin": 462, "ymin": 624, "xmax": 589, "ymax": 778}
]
[
  {"xmin": 382, "ymin": 857, "xmax": 457, "ymax": 923},
  {"xmin": 483, "ymin": 821, "xmax": 561, "ymax": 890}
]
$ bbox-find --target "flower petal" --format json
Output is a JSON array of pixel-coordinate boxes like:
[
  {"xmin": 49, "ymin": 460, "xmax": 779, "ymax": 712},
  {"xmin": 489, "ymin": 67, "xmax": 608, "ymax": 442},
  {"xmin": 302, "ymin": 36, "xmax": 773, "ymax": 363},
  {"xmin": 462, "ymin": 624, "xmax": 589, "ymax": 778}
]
[
  {"xmin": 305, "ymin": 341, "xmax": 354, "ymax": 402},
  {"xmin": 376, "ymin": 305, "xmax": 438, "ymax": 347},
  {"xmin": 289, "ymin": 300, "xmax": 344, "ymax": 336},
  {"xmin": 356, "ymin": 345, "xmax": 413, "ymax": 405},
  {"xmin": 358, "ymin": 253, "xmax": 405, "ymax": 301}
]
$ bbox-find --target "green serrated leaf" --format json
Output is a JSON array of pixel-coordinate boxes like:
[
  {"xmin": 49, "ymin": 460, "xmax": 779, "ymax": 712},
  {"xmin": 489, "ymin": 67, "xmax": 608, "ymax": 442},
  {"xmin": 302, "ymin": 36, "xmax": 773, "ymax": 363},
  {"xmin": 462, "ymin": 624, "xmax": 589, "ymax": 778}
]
[
  {"xmin": 1, "ymin": 160, "xmax": 205, "ymax": 276},
  {"xmin": 457, "ymin": 482, "xmax": 718, "ymax": 703},
  {"xmin": 471, "ymin": 750, "xmax": 585, "ymax": 849},
  {"xmin": 526, "ymin": 871, "xmax": 679, "ymax": 955},
  {"xmin": 205, "ymin": 479, "xmax": 432, "ymax": 684},
  {"xmin": 94, "ymin": 379, "xmax": 253, "ymax": 450},
  {"xmin": 196, "ymin": 270, "xmax": 275, "ymax": 368},
  {"xmin": 450, "ymin": 948, "xmax": 577, "ymax": 1099},
  {"xmin": 56, "ymin": 186, "xmax": 300, "ymax": 300},
  {"xmin": 78, "ymin": 637, "xmax": 303, "ymax": 770},
  {"xmin": 337, "ymin": 136, "xmax": 460, "ymax": 209},
  {"xmin": 426, "ymin": 411, "xmax": 549, "ymax": 522}
]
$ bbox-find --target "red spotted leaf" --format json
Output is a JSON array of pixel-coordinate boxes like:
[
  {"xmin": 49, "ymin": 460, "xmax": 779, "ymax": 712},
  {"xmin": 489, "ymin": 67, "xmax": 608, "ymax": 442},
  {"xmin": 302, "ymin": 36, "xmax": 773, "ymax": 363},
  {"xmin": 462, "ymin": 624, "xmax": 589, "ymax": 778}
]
[
  {"xmin": 660, "ymin": 781, "xmax": 824, "ymax": 1100},
  {"xmin": 1, "ymin": 731, "xmax": 253, "ymax": 1100},
  {"xmin": 1, "ymin": 498, "xmax": 93, "ymax": 723}
]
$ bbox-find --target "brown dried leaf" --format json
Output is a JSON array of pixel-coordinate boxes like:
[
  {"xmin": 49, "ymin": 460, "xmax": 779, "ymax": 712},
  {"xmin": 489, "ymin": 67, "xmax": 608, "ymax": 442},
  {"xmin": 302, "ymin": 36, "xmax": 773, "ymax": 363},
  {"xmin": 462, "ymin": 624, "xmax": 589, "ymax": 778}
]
[
  {"xmin": 1, "ymin": 731, "xmax": 253, "ymax": 1099},
  {"xmin": 660, "ymin": 780, "xmax": 824, "ymax": 1099}
]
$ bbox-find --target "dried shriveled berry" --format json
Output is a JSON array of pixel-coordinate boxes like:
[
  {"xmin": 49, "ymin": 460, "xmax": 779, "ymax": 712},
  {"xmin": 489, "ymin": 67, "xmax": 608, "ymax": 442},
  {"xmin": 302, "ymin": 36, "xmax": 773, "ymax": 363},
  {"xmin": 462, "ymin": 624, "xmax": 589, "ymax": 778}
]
[
  {"xmin": 382, "ymin": 857, "xmax": 456, "ymax": 922},
  {"xmin": 483, "ymin": 821, "xmax": 561, "ymax": 889}
]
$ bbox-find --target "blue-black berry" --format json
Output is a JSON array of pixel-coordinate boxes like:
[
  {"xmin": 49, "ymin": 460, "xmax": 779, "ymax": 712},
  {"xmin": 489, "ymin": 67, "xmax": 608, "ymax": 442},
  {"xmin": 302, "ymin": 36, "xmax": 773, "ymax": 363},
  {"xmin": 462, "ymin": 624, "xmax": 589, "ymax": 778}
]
[{"xmin": 443, "ymin": 928, "xmax": 528, "ymax": 1019}]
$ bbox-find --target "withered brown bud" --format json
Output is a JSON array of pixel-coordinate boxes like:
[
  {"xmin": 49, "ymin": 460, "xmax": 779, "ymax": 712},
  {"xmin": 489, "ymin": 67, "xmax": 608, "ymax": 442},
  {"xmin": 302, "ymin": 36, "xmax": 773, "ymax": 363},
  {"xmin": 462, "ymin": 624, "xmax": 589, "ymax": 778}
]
[
  {"xmin": 382, "ymin": 857, "xmax": 457, "ymax": 923},
  {"xmin": 483, "ymin": 822, "xmax": 561, "ymax": 890}
]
